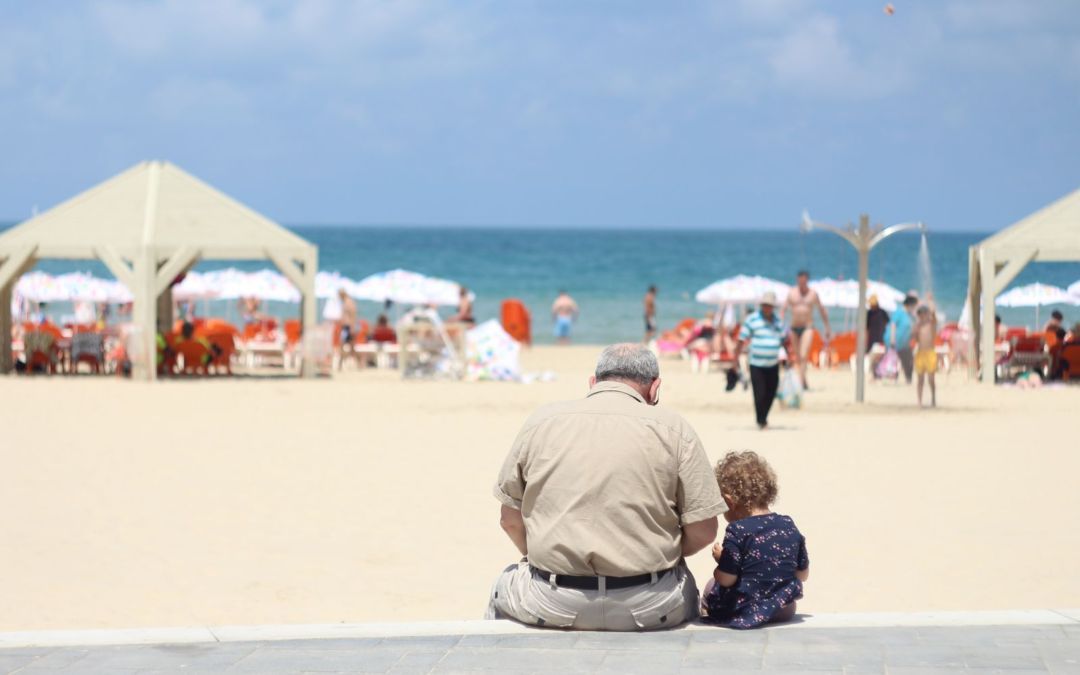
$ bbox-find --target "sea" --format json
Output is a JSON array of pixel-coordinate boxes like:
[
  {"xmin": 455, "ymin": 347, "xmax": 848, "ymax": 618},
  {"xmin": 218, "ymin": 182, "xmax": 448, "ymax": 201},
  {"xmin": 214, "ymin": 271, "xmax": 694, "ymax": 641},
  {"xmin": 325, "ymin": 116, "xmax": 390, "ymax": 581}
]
[{"xmin": 12, "ymin": 226, "xmax": 1080, "ymax": 344}]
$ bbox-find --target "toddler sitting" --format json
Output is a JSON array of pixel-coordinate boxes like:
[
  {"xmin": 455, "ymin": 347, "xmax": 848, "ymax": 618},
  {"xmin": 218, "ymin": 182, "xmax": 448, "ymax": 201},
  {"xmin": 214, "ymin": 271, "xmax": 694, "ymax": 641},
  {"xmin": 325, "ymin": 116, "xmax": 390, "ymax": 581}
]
[{"xmin": 702, "ymin": 451, "xmax": 809, "ymax": 628}]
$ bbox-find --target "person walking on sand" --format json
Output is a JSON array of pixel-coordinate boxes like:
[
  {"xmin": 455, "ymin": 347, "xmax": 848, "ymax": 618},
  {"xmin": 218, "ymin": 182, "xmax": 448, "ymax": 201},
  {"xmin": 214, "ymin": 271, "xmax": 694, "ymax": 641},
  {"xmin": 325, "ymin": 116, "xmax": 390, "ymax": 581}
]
[
  {"xmin": 734, "ymin": 292, "xmax": 785, "ymax": 430},
  {"xmin": 551, "ymin": 290, "xmax": 579, "ymax": 344},
  {"xmin": 888, "ymin": 295, "xmax": 918, "ymax": 384},
  {"xmin": 486, "ymin": 343, "xmax": 723, "ymax": 631},
  {"xmin": 781, "ymin": 271, "xmax": 830, "ymax": 390},
  {"xmin": 914, "ymin": 296, "xmax": 938, "ymax": 407},
  {"xmin": 866, "ymin": 295, "xmax": 890, "ymax": 379},
  {"xmin": 644, "ymin": 285, "xmax": 658, "ymax": 343}
]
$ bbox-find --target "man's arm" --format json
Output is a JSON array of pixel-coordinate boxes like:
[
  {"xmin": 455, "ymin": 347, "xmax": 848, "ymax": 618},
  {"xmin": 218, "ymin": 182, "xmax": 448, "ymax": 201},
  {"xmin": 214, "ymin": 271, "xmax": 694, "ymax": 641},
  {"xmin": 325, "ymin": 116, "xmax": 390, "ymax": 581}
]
[
  {"xmin": 499, "ymin": 505, "xmax": 528, "ymax": 556},
  {"xmin": 815, "ymin": 296, "xmax": 831, "ymax": 337},
  {"xmin": 681, "ymin": 516, "xmax": 718, "ymax": 557},
  {"xmin": 732, "ymin": 337, "xmax": 746, "ymax": 370}
]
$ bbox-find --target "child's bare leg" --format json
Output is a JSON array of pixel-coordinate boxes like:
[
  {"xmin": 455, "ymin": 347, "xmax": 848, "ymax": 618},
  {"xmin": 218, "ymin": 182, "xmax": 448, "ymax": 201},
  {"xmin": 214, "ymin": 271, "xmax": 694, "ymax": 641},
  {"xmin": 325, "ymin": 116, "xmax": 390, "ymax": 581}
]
[
  {"xmin": 929, "ymin": 374, "xmax": 936, "ymax": 407},
  {"xmin": 917, "ymin": 373, "xmax": 925, "ymax": 406},
  {"xmin": 770, "ymin": 601, "xmax": 797, "ymax": 624}
]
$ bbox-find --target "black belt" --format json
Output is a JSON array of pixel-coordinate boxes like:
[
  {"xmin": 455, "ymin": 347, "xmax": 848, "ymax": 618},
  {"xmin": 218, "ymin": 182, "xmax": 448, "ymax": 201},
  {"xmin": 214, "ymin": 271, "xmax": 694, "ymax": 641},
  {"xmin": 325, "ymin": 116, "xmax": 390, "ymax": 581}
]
[{"xmin": 531, "ymin": 566, "xmax": 675, "ymax": 590}]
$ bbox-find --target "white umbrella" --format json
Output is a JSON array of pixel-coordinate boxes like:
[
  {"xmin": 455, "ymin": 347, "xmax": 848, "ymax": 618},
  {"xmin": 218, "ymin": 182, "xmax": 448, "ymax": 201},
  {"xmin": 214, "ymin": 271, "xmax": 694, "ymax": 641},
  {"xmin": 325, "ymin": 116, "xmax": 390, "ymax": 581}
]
[
  {"xmin": 171, "ymin": 271, "xmax": 220, "ymax": 301},
  {"xmin": 16, "ymin": 271, "xmax": 132, "ymax": 304},
  {"xmin": 197, "ymin": 268, "xmax": 301, "ymax": 302},
  {"xmin": 810, "ymin": 278, "xmax": 905, "ymax": 311},
  {"xmin": 351, "ymin": 269, "xmax": 472, "ymax": 306},
  {"xmin": 694, "ymin": 275, "xmax": 790, "ymax": 305},
  {"xmin": 316, "ymin": 271, "xmax": 355, "ymax": 300},
  {"xmin": 996, "ymin": 282, "xmax": 1075, "ymax": 307},
  {"xmin": 996, "ymin": 282, "xmax": 1078, "ymax": 329}
]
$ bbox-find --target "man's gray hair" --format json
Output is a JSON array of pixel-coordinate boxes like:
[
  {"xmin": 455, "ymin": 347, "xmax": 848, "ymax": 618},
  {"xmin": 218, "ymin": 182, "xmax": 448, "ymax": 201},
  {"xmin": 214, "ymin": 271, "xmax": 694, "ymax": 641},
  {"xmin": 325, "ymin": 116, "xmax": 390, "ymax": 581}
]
[{"xmin": 594, "ymin": 343, "xmax": 660, "ymax": 386}]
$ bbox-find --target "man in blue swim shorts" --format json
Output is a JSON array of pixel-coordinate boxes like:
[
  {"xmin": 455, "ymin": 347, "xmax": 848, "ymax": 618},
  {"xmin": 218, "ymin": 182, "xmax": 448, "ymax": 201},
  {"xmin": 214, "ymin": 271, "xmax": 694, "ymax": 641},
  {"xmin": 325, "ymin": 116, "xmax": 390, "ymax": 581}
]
[{"xmin": 551, "ymin": 290, "xmax": 578, "ymax": 344}]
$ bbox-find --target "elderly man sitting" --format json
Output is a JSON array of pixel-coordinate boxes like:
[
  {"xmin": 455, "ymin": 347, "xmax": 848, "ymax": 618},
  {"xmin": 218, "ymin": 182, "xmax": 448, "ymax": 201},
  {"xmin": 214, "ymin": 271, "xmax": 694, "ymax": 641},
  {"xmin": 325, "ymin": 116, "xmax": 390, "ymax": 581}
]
[{"xmin": 486, "ymin": 343, "xmax": 724, "ymax": 630}]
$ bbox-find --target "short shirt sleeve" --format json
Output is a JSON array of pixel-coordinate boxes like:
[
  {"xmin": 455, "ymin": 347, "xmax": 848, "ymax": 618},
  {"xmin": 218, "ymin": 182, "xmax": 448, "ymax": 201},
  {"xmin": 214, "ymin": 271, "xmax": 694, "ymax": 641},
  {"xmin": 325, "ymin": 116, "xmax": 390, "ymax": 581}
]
[
  {"xmin": 717, "ymin": 523, "xmax": 743, "ymax": 576},
  {"xmin": 675, "ymin": 430, "xmax": 726, "ymax": 524},
  {"xmin": 797, "ymin": 534, "xmax": 810, "ymax": 571},
  {"xmin": 493, "ymin": 424, "xmax": 534, "ymax": 510},
  {"xmin": 738, "ymin": 321, "xmax": 752, "ymax": 342}
]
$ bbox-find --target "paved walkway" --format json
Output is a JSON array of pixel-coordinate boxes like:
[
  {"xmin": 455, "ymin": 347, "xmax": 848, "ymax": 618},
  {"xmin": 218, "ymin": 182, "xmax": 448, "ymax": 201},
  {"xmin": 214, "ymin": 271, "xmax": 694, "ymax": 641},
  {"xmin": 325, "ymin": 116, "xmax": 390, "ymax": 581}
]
[{"xmin": 1, "ymin": 615, "xmax": 1078, "ymax": 674}]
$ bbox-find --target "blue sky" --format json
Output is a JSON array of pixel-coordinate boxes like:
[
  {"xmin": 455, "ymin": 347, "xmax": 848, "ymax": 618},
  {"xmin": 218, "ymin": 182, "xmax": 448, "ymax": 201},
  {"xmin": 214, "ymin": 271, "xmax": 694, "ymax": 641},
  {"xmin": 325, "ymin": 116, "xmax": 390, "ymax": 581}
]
[{"xmin": 1, "ymin": 0, "xmax": 1078, "ymax": 231}]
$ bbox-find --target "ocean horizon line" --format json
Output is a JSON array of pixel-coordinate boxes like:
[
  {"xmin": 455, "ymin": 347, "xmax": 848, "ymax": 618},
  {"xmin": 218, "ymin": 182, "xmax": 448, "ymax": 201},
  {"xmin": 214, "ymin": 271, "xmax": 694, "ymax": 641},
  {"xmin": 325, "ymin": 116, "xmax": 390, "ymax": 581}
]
[
  {"xmin": 0, "ymin": 221, "xmax": 992, "ymax": 236},
  {"xmin": 285, "ymin": 222, "xmax": 990, "ymax": 236}
]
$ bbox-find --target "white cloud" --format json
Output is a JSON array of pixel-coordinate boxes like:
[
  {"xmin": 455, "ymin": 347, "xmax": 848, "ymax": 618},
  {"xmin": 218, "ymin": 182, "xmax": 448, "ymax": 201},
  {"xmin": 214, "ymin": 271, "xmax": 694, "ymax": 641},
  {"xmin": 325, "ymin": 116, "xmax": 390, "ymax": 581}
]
[
  {"xmin": 764, "ymin": 15, "xmax": 908, "ymax": 99},
  {"xmin": 149, "ymin": 77, "xmax": 251, "ymax": 122},
  {"xmin": 92, "ymin": 0, "xmax": 269, "ymax": 58}
]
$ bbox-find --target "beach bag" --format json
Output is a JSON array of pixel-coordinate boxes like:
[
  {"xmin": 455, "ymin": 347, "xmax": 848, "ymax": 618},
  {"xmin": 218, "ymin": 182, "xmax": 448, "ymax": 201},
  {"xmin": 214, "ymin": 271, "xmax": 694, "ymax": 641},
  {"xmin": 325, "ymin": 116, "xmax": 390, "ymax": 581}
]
[
  {"xmin": 876, "ymin": 349, "xmax": 899, "ymax": 379},
  {"xmin": 778, "ymin": 368, "xmax": 802, "ymax": 409}
]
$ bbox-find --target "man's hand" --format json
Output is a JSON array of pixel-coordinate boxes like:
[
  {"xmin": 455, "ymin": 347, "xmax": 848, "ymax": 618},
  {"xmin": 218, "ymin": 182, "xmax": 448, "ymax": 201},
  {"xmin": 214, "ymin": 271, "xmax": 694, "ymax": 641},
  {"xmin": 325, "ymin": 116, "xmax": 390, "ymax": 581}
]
[
  {"xmin": 681, "ymin": 517, "xmax": 719, "ymax": 557},
  {"xmin": 499, "ymin": 505, "xmax": 528, "ymax": 556}
]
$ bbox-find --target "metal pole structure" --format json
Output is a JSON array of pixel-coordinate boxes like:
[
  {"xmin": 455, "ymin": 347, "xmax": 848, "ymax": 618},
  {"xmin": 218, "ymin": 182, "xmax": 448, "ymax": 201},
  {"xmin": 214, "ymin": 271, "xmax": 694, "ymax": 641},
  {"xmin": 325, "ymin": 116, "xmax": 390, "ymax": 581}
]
[
  {"xmin": 801, "ymin": 212, "xmax": 925, "ymax": 403},
  {"xmin": 854, "ymin": 227, "xmax": 870, "ymax": 402}
]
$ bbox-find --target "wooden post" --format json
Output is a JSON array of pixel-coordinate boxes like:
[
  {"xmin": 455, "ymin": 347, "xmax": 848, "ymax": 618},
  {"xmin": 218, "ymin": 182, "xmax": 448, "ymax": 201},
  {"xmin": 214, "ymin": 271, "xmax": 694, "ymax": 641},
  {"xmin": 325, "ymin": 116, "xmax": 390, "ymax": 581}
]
[
  {"xmin": 0, "ymin": 283, "xmax": 12, "ymax": 374},
  {"xmin": 980, "ymin": 248, "xmax": 997, "ymax": 384},
  {"xmin": 0, "ymin": 247, "xmax": 38, "ymax": 374}
]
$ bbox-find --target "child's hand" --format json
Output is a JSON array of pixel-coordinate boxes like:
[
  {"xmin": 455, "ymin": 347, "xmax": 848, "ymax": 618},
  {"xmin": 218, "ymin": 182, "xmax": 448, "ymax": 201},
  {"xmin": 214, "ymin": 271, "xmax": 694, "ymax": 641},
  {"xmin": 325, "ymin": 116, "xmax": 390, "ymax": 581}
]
[{"xmin": 711, "ymin": 542, "xmax": 724, "ymax": 561}]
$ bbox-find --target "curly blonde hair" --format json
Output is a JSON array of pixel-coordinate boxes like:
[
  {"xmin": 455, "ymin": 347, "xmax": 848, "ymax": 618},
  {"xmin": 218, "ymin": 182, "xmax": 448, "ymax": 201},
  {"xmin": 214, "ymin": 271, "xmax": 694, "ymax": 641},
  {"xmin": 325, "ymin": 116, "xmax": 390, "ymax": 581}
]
[{"xmin": 715, "ymin": 451, "xmax": 778, "ymax": 510}]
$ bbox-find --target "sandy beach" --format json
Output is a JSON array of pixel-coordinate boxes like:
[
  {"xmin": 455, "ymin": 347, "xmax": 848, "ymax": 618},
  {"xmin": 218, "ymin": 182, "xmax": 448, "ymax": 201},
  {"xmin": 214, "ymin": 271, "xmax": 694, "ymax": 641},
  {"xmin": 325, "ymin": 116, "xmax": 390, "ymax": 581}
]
[{"xmin": 1, "ymin": 346, "xmax": 1078, "ymax": 631}]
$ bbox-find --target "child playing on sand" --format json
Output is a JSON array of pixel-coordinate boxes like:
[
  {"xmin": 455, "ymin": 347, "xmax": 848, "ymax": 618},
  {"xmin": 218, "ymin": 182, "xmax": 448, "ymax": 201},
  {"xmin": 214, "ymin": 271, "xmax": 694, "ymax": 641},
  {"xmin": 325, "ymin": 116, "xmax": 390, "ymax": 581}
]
[
  {"xmin": 701, "ymin": 451, "xmax": 809, "ymax": 629},
  {"xmin": 914, "ymin": 296, "xmax": 938, "ymax": 407}
]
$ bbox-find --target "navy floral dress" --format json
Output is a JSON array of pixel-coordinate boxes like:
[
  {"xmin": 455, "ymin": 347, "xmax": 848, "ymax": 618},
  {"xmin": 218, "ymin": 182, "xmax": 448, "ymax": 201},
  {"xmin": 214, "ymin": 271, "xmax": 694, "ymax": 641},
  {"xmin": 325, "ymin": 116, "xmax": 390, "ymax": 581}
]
[{"xmin": 703, "ymin": 513, "xmax": 809, "ymax": 629}]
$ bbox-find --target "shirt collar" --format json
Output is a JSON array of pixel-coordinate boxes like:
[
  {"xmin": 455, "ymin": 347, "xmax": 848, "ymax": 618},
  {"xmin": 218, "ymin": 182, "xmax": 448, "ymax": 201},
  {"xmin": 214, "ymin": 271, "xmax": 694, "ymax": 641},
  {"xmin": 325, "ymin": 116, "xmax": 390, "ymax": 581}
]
[
  {"xmin": 586, "ymin": 380, "xmax": 647, "ymax": 403},
  {"xmin": 756, "ymin": 310, "xmax": 780, "ymax": 326}
]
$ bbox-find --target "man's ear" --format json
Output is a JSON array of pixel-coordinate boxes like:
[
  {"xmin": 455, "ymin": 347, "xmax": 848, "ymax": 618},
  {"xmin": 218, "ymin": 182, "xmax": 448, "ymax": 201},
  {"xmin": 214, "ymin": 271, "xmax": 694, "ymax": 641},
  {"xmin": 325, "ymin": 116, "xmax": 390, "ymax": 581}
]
[
  {"xmin": 588, "ymin": 375, "xmax": 596, "ymax": 388},
  {"xmin": 648, "ymin": 377, "xmax": 661, "ymax": 405}
]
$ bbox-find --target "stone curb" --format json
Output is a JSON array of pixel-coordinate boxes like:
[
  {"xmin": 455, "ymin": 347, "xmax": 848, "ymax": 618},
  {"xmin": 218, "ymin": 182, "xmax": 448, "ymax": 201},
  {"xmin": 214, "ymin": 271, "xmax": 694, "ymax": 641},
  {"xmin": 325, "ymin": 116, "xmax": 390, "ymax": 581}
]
[{"xmin": 1, "ymin": 609, "xmax": 1077, "ymax": 650}]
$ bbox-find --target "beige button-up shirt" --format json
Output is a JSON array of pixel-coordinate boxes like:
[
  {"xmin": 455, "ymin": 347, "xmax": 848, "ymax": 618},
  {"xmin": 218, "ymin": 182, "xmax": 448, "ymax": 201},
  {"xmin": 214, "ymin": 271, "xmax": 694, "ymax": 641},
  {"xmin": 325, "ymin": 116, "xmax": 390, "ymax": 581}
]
[{"xmin": 494, "ymin": 381, "xmax": 725, "ymax": 577}]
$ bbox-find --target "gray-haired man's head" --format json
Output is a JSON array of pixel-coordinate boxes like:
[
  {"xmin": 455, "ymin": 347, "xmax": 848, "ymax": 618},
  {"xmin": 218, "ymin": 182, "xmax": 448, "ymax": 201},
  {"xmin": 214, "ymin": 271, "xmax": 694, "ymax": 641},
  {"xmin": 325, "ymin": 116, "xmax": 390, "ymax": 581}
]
[{"xmin": 592, "ymin": 343, "xmax": 662, "ymax": 404}]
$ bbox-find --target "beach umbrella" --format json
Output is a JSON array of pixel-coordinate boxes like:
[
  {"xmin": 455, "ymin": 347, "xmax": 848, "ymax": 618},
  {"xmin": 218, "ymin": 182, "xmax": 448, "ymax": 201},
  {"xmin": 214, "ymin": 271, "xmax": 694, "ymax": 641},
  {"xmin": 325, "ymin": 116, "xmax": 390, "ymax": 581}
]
[
  {"xmin": 996, "ymin": 282, "xmax": 1075, "ymax": 308},
  {"xmin": 315, "ymin": 271, "xmax": 358, "ymax": 300},
  {"xmin": 15, "ymin": 271, "xmax": 69, "ymax": 302},
  {"xmin": 996, "ymin": 282, "xmax": 1078, "ymax": 329},
  {"xmin": 197, "ymin": 268, "xmax": 301, "ymax": 302},
  {"xmin": 810, "ymin": 278, "xmax": 904, "ymax": 311},
  {"xmin": 694, "ymin": 275, "xmax": 790, "ymax": 305},
  {"xmin": 171, "ymin": 271, "xmax": 220, "ymax": 301},
  {"xmin": 15, "ymin": 271, "xmax": 132, "ymax": 303},
  {"xmin": 351, "ymin": 269, "xmax": 472, "ymax": 306}
]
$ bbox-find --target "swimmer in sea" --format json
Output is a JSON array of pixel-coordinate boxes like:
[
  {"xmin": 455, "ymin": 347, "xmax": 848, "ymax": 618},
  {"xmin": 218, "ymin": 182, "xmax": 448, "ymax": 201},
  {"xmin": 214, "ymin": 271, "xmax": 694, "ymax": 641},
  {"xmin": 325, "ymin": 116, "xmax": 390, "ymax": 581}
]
[{"xmin": 552, "ymin": 290, "xmax": 579, "ymax": 345}]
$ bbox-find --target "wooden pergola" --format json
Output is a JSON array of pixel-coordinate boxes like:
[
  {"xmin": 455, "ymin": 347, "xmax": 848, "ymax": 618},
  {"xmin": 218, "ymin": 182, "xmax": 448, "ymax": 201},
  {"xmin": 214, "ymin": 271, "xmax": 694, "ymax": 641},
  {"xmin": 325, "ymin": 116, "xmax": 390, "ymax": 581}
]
[
  {"xmin": 0, "ymin": 161, "xmax": 319, "ymax": 379},
  {"xmin": 968, "ymin": 186, "xmax": 1080, "ymax": 383}
]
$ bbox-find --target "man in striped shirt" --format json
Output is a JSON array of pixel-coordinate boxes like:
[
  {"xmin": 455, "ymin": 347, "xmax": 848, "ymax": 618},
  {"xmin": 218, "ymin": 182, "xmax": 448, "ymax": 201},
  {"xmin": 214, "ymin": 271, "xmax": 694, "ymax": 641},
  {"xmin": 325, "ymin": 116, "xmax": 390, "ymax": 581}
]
[{"xmin": 734, "ymin": 291, "xmax": 784, "ymax": 429}]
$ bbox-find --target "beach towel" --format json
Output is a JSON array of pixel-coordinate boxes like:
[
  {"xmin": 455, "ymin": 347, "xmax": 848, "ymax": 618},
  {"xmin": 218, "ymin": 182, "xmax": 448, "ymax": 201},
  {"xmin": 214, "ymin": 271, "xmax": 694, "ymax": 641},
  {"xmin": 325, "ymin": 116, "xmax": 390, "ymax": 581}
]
[{"xmin": 465, "ymin": 320, "xmax": 521, "ymax": 382}]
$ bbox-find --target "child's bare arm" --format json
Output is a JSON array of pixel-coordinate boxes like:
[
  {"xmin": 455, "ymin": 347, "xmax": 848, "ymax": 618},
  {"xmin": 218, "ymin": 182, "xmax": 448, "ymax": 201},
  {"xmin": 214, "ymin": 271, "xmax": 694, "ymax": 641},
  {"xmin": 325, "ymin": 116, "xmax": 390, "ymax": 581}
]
[
  {"xmin": 795, "ymin": 566, "xmax": 810, "ymax": 582},
  {"xmin": 712, "ymin": 542, "xmax": 739, "ymax": 587}
]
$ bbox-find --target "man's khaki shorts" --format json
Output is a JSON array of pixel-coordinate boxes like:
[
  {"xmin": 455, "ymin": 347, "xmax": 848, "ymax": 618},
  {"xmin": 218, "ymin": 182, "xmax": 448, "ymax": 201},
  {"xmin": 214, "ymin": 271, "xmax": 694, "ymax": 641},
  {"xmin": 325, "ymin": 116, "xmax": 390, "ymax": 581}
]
[{"xmin": 484, "ymin": 560, "xmax": 700, "ymax": 631}]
